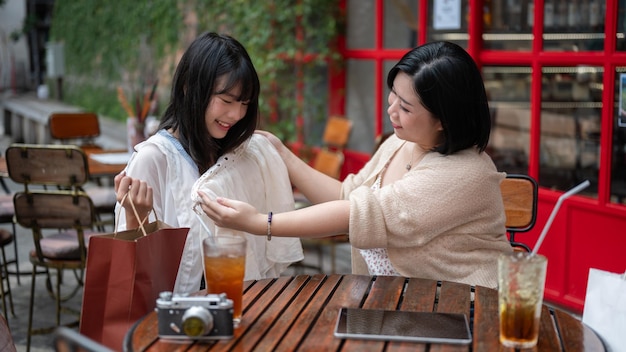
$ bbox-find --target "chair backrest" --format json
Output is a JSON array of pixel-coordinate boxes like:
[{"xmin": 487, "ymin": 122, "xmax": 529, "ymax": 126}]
[
  {"xmin": 313, "ymin": 116, "xmax": 352, "ymax": 179},
  {"xmin": 322, "ymin": 116, "xmax": 352, "ymax": 148},
  {"xmin": 500, "ymin": 174, "xmax": 538, "ymax": 252},
  {"xmin": 6, "ymin": 144, "xmax": 97, "ymax": 263},
  {"xmin": 5, "ymin": 144, "xmax": 89, "ymax": 190},
  {"xmin": 13, "ymin": 192, "xmax": 96, "ymax": 230},
  {"xmin": 48, "ymin": 112, "xmax": 101, "ymax": 148},
  {"xmin": 313, "ymin": 149, "xmax": 345, "ymax": 179},
  {"xmin": 13, "ymin": 191, "xmax": 96, "ymax": 261}
]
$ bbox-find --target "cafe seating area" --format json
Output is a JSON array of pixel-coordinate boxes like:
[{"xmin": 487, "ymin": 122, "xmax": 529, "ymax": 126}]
[
  {"xmin": 0, "ymin": 95, "xmax": 128, "ymax": 350},
  {"xmin": 0, "ymin": 94, "xmax": 596, "ymax": 351},
  {"xmin": 6, "ymin": 144, "xmax": 112, "ymax": 351}
]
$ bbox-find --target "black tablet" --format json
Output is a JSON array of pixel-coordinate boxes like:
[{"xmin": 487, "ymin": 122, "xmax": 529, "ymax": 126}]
[{"xmin": 334, "ymin": 307, "xmax": 472, "ymax": 345}]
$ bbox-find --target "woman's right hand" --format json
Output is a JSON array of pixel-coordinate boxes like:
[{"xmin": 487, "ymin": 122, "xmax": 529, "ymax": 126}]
[
  {"xmin": 114, "ymin": 171, "xmax": 154, "ymax": 224},
  {"xmin": 197, "ymin": 191, "xmax": 266, "ymax": 235}
]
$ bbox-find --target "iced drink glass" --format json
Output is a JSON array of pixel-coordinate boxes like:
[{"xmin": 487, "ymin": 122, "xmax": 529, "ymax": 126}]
[
  {"xmin": 497, "ymin": 252, "xmax": 547, "ymax": 349},
  {"xmin": 203, "ymin": 235, "xmax": 246, "ymax": 327}
]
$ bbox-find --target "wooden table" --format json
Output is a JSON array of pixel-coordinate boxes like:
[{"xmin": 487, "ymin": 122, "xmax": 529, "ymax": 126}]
[
  {"xmin": 83, "ymin": 148, "xmax": 129, "ymax": 178},
  {"xmin": 124, "ymin": 274, "xmax": 605, "ymax": 351}
]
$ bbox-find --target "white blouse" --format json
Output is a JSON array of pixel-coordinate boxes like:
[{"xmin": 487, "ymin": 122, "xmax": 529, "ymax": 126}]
[
  {"xmin": 116, "ymin": 130, "xmax": 204, "ymax": 293},
  {"xmin": 190, "ymin": 134, "xmax": 304, "ymax": 280},
  {"xmin": 117, "ymin": 131, "xmax": 303, "ymax": 293}
]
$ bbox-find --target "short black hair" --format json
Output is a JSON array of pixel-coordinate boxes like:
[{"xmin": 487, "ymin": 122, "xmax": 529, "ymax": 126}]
[{"xmin": 387, "ymin": 41, "xmax": 491, "ymax": 154}]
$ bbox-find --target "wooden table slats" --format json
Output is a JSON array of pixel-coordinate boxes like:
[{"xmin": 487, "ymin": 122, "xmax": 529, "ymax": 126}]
[
  {"xmin": 298, "ymin": 274, "xmax": 370, "ymax": 351},
  {"xmin": 553, "ymin": 308, "xmax": 605, "ymax": 352},
  {"xmin": 472, "ymin": 286, "xmax": 501, "ymax": 352},
  {"xmin": 124, "ymin": 274, "xmax": 606, "ymax": 352}
]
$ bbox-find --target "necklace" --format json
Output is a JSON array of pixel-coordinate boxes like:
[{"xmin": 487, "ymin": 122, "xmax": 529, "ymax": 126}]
[{"xmin": 406, "ymin": 146, "xmax": 415, "ymax": 171}]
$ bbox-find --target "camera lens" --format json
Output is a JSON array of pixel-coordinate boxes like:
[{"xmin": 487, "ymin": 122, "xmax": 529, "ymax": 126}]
[{"xmin": 181, "ymin": 306, "xmax": 213, "ymax": 337}]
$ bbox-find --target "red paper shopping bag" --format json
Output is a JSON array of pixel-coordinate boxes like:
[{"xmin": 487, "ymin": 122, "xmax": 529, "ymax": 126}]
[{"xmin": 79, "ymin": 219, "xmax": 188, "ymax": 350}]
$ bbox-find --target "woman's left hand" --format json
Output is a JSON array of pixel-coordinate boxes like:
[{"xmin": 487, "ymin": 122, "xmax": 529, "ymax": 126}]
[{"xmin": 197, "ymin": 191, "xmax": 266, "ymax": 235}]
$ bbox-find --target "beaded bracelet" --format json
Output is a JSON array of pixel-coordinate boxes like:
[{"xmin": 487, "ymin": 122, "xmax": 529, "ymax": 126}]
[{"xmin": 267, "ymin": 211, "xmax": 273, "ymax": 241}]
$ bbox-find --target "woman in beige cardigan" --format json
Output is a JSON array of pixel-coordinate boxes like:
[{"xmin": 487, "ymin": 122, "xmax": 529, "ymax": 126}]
[{"xmin": 197, "ymin": 41, "xmax": 512, "ymax": 289}]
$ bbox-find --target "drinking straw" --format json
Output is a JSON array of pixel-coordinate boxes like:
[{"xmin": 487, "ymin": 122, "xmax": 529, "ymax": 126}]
[
  {"xmin": 531, "ymin": 180, "xmax": 590, "ymax": 255},
  {"xmin": 193, "ymin": 204, "xmax": 215, "ymax": 237}
]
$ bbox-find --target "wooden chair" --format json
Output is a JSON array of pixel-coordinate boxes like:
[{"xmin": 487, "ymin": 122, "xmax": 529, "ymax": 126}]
[
  {"xmin": 294, "ymin": 117, "xmax": 352, "ymax": 273},
  {"xmin": 48, "ymin": 113, "xmax": 116, "ymax": 229},
  {"xmin": 311, "ymin": 149, "xmax": 344, "ymax": 179},
  {"xmin": 311, "ymin": 116, "xmax": 353, "ymax": 179},
  {"xmin": 6, "ymin": 144, "xmax": 105, "ymax": 351},
  {"xmin": 48, "ymin": 112, "xmax": 102, "ymax": 152},
  {"xmin": 500, "ymin": 174, "xmax": 538, "ymax": 252}
]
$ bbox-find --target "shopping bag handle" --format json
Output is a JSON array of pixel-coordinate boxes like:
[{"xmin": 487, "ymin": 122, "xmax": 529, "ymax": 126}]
[{"xmin": 114, "ymin": 191, "xmax": 159, "ymax": 237}]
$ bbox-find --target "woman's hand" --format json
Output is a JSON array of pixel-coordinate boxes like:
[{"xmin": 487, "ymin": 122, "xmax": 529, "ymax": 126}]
[
  {"xmin": 114, "ymin": 171, "xmax": 153, "ymax": 224},
  {"xmin": 254, "ymin": 130, "xmax": 287, "ymax": 154},
  {"xmin": 197, "ymin": 191, "xmax": 266, "ymax": 235}
]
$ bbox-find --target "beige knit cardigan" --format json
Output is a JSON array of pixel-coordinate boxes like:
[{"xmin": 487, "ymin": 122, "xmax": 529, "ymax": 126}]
[{"xmin": 341, "ymin": 134, "xmax": 512, "ymax": 288}]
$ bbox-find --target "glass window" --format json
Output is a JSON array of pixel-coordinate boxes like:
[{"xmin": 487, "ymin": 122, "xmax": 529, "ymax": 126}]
[
  {"xmin": 384, "ymin": 0, "xmax": 418, "ymax": 49},
  {"xmin": 617, "ymin": 0, "xmax": 626, "ymax": 50},
  {"xmin": 483, "ymin": 66, "xmax": 532, "ymax": 174},
  {"xmin": 427, "ymin": 0, "xmax": 469, "ymax": 48},
  {"xmin": 346, "ymin": 59, "xmax": 375, "ymax": 153},
  {"xmin": 612, "ymin": 69, "xmax": 626, "ymax": 205},
  {"xmin": 543, "ymin": 0, "xmax": 605, "ymax": 51},
  {"xmin": 302, "ymin": 64, "xmax": 332, "ymax": 146},
  {"xmin": 539, "ymin": 66, "xmax": 602, "ymax": 197},
  {"xmin": 347, "ymin": 0, "xmax": 375, "ymax": 49},
  {"xmin": 483, "ymin": 0, "xmax": 533, "ymax": 50}
]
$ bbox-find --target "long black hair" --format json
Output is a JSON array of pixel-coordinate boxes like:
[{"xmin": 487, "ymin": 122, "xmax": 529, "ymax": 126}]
[
  {"xmin": 387, "ymin": 41, "xmax": 491, "ymax": 154},
  {"xmin": 159, "ymin": 32, "xmax": 260, "ymax": 173}
]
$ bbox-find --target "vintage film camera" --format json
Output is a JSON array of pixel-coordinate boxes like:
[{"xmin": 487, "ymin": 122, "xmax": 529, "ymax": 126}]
[{"xmin": 156, "ymin": 291, "xmax": 234, "ymax": 340}]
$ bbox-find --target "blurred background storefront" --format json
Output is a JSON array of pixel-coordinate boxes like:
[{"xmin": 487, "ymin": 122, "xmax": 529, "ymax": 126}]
[{"xmin": 332, "ymin": 0, "xmax": 625, "ymax": 315}]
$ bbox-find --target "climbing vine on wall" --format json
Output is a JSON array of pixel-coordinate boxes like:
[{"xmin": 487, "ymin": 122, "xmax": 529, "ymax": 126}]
[{"xmin": 49, "ymin": 0, "xmax": 342, "ymax": 143}]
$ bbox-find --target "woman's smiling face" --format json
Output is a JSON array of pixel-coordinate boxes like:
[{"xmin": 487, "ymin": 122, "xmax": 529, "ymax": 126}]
[
  {"xmin": 387, "ymin": 72, "xmax": 443, "ymax": 150},
  {"xmin": 205, "ymin": 76, "xmax": 249, "ymax": 139}
]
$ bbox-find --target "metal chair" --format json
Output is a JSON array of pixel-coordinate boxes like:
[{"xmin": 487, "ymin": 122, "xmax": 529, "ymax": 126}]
[
  {"xmin": 6, "ymin": 144, "xmax": 105, "ymax": 352},
  {"xmin": 500, "ymin": 174, "xmax": 539, "ymax": 252}
]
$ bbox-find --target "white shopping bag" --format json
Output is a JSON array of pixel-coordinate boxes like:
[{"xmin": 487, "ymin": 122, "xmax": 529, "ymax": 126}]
[{"xmin": 582, "ymin": 268, "xmax": 626, "ymax": 352}]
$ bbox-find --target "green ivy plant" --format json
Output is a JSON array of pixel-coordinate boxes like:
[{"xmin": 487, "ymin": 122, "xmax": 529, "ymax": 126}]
[{"xmin": 48, "ymin": 0, "xmax": 342, "ymax": 144}]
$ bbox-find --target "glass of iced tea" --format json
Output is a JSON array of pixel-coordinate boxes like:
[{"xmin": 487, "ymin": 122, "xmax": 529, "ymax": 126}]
[
  {"xmin": 497, "ymin": 252, "xmax": 547, "ymax": 349},
  {"xmin": 203, "ymin": 235, "xmax": 246, "ymax": 327}
]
